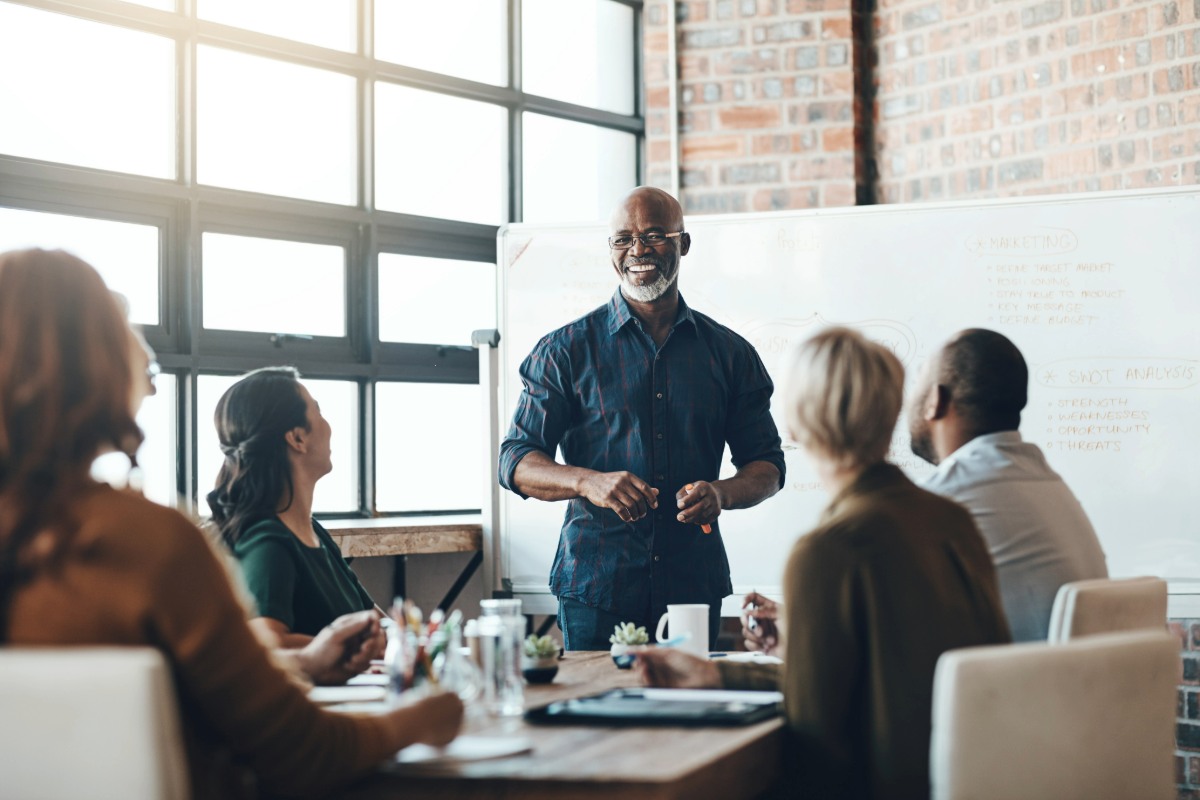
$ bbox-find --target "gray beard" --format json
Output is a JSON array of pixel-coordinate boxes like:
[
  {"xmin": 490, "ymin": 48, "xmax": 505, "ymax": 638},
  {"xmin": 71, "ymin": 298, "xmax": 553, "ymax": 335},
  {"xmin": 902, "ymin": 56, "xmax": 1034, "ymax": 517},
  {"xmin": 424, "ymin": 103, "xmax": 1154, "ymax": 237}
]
[{"xmin": 621, "ymin": 272, "xmax": 673, "ymax": 303}]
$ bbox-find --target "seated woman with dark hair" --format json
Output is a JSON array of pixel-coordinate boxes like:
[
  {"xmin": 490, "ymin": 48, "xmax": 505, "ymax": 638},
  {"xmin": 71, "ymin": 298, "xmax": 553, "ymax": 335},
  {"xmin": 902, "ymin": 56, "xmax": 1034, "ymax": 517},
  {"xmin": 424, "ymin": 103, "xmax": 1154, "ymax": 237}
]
[
  {"xmin": 207, "ymin": 367, "xmax": 383, "ymax": 654},
  {"xmin": 0, "ymin": 249, "xmax": 461, "ymax": 799}
]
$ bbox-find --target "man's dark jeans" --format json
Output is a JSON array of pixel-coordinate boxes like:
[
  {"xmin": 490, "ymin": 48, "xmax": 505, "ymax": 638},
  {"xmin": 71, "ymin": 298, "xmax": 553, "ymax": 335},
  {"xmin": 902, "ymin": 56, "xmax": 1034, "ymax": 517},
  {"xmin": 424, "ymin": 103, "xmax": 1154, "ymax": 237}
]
[{"xmin": 556, "ymin": 596, "xmax": 723, "ymax": 652}]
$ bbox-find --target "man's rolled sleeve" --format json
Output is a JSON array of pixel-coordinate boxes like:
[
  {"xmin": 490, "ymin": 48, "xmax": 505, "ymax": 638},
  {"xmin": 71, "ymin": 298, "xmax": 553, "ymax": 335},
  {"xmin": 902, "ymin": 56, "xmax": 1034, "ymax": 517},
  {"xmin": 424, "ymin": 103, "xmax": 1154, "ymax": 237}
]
[
  {"xmin": 497, "ymin": 340, "xmax": 573, "ymax": 497},
  {"xmin": 725, "ymin": 354, "xmax": 786, "ymax": 489}
]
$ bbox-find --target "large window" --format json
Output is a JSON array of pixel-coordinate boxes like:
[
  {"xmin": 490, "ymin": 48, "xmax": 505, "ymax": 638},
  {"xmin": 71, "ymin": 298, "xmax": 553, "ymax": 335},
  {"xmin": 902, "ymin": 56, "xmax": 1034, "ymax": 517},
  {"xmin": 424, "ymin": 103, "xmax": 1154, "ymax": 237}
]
[{"xmin": 0, "ymin": 0, "xmax": 643, "ymax": 516}]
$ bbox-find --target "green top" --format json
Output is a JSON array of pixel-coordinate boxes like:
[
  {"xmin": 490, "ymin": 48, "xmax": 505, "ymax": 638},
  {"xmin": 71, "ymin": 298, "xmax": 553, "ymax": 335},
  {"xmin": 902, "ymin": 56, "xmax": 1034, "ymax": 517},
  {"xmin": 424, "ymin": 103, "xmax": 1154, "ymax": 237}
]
[{"xmin": 232, "ymin": 517, "xmax": 375, "ymax": 636}]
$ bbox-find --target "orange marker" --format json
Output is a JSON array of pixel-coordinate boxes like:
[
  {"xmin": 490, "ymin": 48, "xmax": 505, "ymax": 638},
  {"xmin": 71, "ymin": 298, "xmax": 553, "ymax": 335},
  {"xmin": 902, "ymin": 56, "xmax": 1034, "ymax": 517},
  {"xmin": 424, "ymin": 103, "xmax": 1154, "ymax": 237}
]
[{"xmin": 684, "ymin": 484, "xmax": 713, "ymax": 534}]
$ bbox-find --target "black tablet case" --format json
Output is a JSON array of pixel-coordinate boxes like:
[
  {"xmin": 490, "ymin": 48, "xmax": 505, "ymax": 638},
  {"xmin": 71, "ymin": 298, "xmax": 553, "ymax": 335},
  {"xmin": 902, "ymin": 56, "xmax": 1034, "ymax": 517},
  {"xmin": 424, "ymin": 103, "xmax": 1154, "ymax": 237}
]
[{"xmin": 525, "ymin": 688, "xmax": 782, "ymax": 727}]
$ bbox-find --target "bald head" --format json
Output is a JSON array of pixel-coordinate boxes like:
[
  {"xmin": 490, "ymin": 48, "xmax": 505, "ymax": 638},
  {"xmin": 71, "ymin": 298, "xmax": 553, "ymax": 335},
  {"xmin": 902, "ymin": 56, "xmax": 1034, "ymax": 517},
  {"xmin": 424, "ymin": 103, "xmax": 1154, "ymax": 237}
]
[
  {"xmin": 937, "ymin": 328, "xmax": 1028, "ymax": 434},
  {"xmin": 610, "ymin": 186, "xmax": 685, "ymax": 233},
  {"xmin": 908, "ymin": 328, "xmax": 1028, "ymax": 464},
  {"xmin": 608, "ymin": 186, "xmax": 689, "ymax": 305}
]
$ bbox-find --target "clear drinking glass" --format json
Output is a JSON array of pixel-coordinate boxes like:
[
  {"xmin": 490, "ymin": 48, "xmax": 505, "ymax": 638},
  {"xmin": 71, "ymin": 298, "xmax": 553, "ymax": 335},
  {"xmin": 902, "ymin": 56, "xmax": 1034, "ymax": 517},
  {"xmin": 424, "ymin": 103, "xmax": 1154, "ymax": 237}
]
[
  {"xmin": 479, "ymin": 599, "xmax": 524, "ymax": 716},
  {"xmin": 436, "ymin": 625, "xmax": 483, "ymax": 705}
]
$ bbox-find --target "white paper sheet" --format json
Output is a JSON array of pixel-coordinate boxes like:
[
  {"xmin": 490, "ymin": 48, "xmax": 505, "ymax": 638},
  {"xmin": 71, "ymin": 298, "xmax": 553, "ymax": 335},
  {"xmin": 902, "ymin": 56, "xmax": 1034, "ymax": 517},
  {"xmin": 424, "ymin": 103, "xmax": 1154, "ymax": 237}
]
[
  {"xmin": 396, "ymin": 735, "xmax": 533, "ymax": 765},
  {"xmin": 308, "ymin": 685, "xmax": 387, "ymax": 704}
]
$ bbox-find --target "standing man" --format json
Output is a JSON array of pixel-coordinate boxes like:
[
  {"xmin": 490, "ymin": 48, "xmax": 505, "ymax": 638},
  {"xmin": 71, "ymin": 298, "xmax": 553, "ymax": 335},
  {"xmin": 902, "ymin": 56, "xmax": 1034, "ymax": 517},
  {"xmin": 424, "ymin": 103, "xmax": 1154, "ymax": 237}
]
[
  {"xmin": 908, "ymin": 328, "xmax": 1108, "ymax": 641},
  {"xmin": 498, "ymin": 186, "xmax": 785, "ymax": 650}
]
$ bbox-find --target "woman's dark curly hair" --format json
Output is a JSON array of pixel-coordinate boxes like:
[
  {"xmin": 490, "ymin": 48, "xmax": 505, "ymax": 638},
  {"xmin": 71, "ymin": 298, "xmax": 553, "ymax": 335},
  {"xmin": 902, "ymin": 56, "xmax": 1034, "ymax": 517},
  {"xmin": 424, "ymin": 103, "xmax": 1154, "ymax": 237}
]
[{"xmin": 206, "ymin": 367, "xmax": 309, "ymax": 548}]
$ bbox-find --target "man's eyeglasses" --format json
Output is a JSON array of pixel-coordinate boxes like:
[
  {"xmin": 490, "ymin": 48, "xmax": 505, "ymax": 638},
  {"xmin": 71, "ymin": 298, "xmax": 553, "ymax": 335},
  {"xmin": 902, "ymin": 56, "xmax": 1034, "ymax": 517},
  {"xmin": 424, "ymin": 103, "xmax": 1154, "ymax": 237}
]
[{"xmin": 608, "ymin": 231, "xmax": 686, "ymax": 250}]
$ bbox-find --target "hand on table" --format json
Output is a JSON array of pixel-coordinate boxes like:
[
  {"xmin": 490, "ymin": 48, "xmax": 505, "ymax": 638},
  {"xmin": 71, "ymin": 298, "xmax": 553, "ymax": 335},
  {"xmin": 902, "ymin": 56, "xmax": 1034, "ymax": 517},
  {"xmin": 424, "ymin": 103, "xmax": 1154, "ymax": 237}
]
[
  {"xmin": 579, "ymin": 471, "xmax": 659, "ymax": 523},
  {"xmin": 298, "ymin": 610, "xmax": 385, "ymax": 685},
  {"xmin": 740, "ymin": 592, "xmax": 781, "ymax": 656},
  {"xmin": 634, "ymin": 648, "xmax": 721, "ymax": 689},
  {"xmin": 411, "ymin": 692, "xmax": 465, "ymax": 747}
]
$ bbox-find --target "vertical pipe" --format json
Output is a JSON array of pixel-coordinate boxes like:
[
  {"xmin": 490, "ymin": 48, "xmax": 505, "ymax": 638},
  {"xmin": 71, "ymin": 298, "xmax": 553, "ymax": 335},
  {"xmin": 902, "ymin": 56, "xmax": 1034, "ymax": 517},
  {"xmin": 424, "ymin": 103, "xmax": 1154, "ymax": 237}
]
[
  {"xmin": 474, "ymin": 329, "xmax": 504, "ymax": 597},
  {"xmin": 666, "ymin": 1, "xmax": 681, "ymax": 198}
]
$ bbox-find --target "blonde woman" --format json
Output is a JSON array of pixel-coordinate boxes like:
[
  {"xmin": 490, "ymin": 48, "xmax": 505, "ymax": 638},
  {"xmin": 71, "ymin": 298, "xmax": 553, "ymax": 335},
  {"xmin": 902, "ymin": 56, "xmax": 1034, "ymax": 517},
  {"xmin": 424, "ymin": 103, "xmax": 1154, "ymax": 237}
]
[{"xmin": 636, "ymin": 327, "xmax": 1010, "ymax": 800}]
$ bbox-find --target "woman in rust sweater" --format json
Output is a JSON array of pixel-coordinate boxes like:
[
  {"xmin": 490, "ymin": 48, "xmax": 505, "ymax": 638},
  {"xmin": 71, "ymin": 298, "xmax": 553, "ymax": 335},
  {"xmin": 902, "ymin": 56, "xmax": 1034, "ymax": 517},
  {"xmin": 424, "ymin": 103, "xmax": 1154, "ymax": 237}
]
[{"xmin": 0, "ymin": 248, "xmax": 462, "ymax": 799}]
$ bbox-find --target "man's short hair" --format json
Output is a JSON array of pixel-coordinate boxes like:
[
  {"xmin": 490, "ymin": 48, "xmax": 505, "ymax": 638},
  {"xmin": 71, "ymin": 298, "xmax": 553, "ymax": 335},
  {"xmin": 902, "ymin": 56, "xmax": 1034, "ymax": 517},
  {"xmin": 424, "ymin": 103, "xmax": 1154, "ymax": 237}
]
[
  {"xmin": 940, "ymin": 328, "xmax": 1028, "ymax": 433},
  {"xmin": 782, "ymin": 326, "xmax": 905, "ymax": 470}
]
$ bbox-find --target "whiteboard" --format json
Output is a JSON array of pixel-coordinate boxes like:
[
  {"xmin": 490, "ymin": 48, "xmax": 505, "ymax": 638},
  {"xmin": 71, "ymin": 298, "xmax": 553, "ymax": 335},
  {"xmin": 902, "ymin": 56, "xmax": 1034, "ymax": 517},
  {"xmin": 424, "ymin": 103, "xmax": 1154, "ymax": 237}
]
[{"xmin": 496, "ymin": 187, "xmax": 1200, "ymax": 612}]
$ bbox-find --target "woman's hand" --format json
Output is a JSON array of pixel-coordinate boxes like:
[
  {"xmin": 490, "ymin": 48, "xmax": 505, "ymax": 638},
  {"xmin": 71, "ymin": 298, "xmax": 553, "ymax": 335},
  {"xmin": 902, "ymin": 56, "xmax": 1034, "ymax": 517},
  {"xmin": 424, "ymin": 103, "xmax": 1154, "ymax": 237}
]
[
  {"xmin": 296, "ymin": 611, "xmax": 381, "ymax": 685},
  {"xmin": 404, "ymin": 692, "xmax": 465, "ymax": 748},
  {"xmin": 414, "ymin": 692, "xmax": 465, "ymax": 747},
  {"xmin": 741, "ymin": 591, "xmax": 781, "ymax": 656},
  {"xmin": 634, "ymin": 648, "xmax": 721, "ymax": 689}
]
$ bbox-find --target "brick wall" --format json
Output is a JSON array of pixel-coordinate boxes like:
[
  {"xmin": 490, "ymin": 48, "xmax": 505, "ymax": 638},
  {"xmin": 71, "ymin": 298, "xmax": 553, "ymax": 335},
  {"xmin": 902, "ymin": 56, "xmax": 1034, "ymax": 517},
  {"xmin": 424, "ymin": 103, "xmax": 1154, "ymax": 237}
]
[
  {"xmin": 1173, "ymin": 619, "xmax": 1200, "ymax": 799},
  {"xmin": 642, "ymin": 0, "xmax": 859, "ymax": 213},
  {"xmin": 644, "ymin": 0, "xmax": 1200, "ymax": 207},
  {"xmin": 873, "ymin": 0, "xmax": 1200, "ymax": 201},
  {"xmin": 641, "ymin": 5, "xmax": 1200, "ymax": 795}
]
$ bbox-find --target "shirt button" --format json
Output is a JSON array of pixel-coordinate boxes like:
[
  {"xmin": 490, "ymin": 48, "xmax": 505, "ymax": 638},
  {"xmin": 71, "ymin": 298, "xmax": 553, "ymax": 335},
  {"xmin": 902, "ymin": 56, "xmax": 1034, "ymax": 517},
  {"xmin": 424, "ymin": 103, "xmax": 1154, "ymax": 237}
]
[
  {"xmin": 656, "ymin": 392, "xmax": 664, "ymax": 399},
  {"xmin": 653, "ymin": 555, "xmax": 661, "ymax": 562},
  {"xmin": 656, "ymin": 474, "xmax": 665, "ymax": 481},
  {"xmin": 656, "ymin": 433, "xmax": 664, "ymax": 440}
]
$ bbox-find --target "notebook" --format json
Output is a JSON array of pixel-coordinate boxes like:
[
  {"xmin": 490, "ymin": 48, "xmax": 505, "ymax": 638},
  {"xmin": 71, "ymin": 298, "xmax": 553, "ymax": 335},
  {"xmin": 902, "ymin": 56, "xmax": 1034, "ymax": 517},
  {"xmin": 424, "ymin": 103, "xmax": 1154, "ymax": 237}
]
[{"xmin": 525, "ymin": 687, "xmax": 783, "ymax": 726}]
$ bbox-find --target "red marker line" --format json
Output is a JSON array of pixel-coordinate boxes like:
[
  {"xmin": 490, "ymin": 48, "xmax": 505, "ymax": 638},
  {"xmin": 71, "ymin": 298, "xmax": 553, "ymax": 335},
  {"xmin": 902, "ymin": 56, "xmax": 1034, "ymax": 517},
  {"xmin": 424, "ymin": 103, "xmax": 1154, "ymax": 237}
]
[{"xmin": 684, "ymin": 484, "xmax": 713, "ymax": 534}]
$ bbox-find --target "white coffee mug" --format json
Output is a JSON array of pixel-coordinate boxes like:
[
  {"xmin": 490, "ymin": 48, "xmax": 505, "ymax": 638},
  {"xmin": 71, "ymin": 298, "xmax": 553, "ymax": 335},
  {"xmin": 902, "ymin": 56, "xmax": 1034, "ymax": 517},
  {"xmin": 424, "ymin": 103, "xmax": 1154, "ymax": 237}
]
[{"xmin": 655, "ymin": 603, "xmax": 709, "ymax": 658}]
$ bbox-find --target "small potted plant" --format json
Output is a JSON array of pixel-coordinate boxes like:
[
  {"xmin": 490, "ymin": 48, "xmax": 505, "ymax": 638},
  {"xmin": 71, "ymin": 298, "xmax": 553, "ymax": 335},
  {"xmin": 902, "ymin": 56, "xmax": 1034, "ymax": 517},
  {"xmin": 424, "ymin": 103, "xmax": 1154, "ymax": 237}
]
[
  {"xmin": 521, "ymin": 634, "xmax": 561, "ymax": 684},
  {"xmin": 609, "ymin": 622, "xmax": 649, "ymax": 669}
]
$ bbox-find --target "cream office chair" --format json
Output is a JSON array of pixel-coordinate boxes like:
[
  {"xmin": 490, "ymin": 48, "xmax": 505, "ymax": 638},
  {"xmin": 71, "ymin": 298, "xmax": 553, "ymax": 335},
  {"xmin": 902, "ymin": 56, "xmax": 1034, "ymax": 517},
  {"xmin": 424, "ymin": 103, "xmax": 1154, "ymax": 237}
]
[
  {"xmin": 1047, "ymin": 575, "xmax": 1168, "ymax": 642},
  {"xmin": 0, "ymin": 647, "xmax": 190, "ymax": 800},
  {"xmin": 929, "ymin": 630, "xmax": 1178, "ymax": 800}
]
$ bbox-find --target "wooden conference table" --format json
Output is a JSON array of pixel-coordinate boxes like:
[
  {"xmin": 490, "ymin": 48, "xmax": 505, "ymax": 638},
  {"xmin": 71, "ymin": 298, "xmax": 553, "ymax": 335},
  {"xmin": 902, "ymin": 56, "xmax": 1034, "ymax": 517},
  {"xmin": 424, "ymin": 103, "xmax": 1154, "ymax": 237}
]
[{"xmin": 340, "ymin": 651, "xmax": 785, "ymax": 800}]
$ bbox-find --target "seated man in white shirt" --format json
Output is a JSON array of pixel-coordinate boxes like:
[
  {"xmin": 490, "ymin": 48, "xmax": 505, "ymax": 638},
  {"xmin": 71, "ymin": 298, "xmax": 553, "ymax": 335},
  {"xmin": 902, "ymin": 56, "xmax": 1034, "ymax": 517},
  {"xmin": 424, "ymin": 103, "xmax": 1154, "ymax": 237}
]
[
  {"xmin": 742, "ymin": 328, "xmax": 1108, "ymax": 650},
  {"xmin": 907, "ymin": 328, "xmax": 1108, "ymax": 641}
]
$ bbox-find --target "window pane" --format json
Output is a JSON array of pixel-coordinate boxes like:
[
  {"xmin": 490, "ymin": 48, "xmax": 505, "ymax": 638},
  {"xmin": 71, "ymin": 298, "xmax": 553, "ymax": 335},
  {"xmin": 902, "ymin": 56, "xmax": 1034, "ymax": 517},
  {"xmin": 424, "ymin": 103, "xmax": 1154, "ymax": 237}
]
[
  {"xmin": 202, "ymin": 232, "xmax": 345, "ymax": 336},
  {"xmin": 195, "ymin": 374, "xmax": 236, "ymax": 516},
  {"xmin": 376, "ymin": 383, "xmax": 481, "ymax": 512},
  {"xmin": 378, "ymin": 254, "xmax": 495, "ymax": 345},
  {"xmin": 197, "ymin": 375, "xmax": 358, "ymax": 515},
  {"xmin": 523, "ymin": 0, "xmax": 634, "ymax": 114},
  {"xmin": 91, "ymin": 374, "xmax": 178, "ymax": 508},
  {"xmin": 198, "ymin": 0, "xmax": 356, "ymax": 52},
  {"xmin": 522, "ymin": 114, "xmax": 636, "ymax": 223},
  {"xmin": 0, "ymin": 3, "xmax": 174, "ymax": 178},
  {"xmin": 0, "ymin": 208, "xmax": 160, "ymax": 325},
  {"xmin": 197, "ymin": 46, "xmax": 356, "ymax": 204},
  {"xmin": 375, "ymin": 85, "xmax": 507, "ymax": 224},
  {"xmin": 375, "ymin": 0, "xmax": 506, "ymax": 86}
]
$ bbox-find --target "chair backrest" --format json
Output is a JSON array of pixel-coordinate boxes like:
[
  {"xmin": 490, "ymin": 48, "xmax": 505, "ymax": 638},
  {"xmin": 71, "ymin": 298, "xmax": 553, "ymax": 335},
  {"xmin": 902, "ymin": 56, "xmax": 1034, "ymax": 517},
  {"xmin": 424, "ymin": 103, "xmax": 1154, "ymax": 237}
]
[
  {"xmin": 1047, "ymin": 575, "xmax": 1167, "ymax": 643},
  {"xmin": 0, "ymin": 647, "xmax": 190, "ymax": 800},
  {"xmin": 930, "ymin": 630, "xmax": 1178, "ymax": 800}
]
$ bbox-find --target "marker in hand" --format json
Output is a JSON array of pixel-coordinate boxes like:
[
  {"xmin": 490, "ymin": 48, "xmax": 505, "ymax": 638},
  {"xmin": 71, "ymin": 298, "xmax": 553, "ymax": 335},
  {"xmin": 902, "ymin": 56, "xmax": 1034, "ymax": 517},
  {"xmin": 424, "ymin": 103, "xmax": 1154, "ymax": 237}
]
[{"xmin": 684, "ymin": 483, "xmax": 713, "ymax": 534}]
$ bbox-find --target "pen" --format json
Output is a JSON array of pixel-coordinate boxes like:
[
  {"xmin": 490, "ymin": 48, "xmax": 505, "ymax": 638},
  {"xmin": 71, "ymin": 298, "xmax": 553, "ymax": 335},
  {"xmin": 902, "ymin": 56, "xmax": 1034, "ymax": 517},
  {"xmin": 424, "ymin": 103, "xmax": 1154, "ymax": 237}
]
[
  {"xmin": 683, "ymin": 484, "xmax": 713, "ymax": 534},
  {"xmin": 747, "ymin": 589, "xmax": 758, "ymax": 632}
]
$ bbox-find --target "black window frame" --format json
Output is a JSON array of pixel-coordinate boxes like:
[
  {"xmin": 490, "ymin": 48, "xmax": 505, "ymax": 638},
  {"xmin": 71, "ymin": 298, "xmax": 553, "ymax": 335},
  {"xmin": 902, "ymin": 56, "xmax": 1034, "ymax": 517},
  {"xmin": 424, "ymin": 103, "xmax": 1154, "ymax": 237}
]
[{"xmin": 0, "ymin": 0, "xmax": 644, "ymax": 518}]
